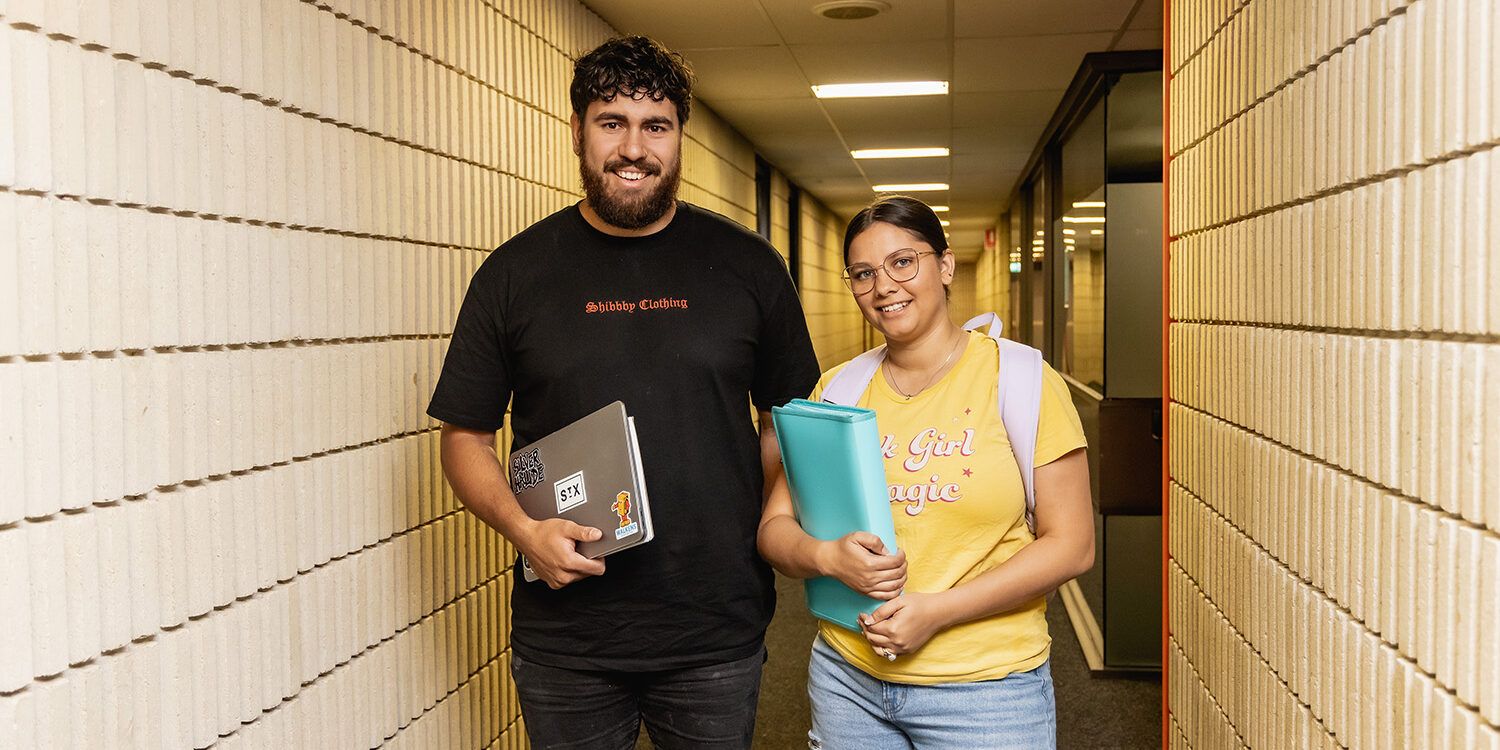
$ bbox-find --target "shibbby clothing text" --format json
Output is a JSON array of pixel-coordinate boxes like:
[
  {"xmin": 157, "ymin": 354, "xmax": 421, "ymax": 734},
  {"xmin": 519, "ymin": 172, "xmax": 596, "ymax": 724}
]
[{"xmin": 585, "ymin": 297, "xmax": 691, "ymax": 314}]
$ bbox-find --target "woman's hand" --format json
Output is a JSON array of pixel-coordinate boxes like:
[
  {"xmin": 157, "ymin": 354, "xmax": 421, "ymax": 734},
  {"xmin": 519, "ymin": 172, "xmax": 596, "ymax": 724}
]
[
  {"xmin": 859, "ymin": 592, "xmax": 951, "ymax": 658},
  {"xmin": 815, "ymin": 532, "xmax": 907, "ymax": 600}
]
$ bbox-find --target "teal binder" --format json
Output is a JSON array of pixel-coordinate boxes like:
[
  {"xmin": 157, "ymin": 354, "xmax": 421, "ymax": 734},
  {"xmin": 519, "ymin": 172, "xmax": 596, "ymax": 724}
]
[{"xmin": 771, "ymin": 399, "xmax": 899, "ymax": 631}]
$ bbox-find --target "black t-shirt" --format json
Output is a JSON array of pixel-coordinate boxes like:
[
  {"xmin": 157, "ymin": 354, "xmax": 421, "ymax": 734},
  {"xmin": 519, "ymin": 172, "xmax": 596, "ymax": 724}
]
[{"xmin": 427, "ymin": 202, "xmax": 819, "ymax": 671}]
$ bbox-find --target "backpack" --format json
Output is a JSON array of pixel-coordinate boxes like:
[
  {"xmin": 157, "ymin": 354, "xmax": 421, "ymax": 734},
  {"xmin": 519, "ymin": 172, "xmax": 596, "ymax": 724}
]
[{"xmin": 819, "ymin": 313, "xmax": 1046, "ymax": 532}]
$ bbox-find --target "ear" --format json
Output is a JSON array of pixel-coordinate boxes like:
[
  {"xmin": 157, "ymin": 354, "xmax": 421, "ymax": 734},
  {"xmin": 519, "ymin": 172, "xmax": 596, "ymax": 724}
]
[
  {"xmin": 569, "ymin": 112, "xmax": 583, "ymax": 156},
  {"xmin": 938, "ymin": 250, "xmax": 956, "ymax": 283}
]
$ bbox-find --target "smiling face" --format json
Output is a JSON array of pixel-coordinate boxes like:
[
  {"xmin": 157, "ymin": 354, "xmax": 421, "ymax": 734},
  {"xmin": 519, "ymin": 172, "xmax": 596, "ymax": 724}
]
[
  {"xmin": 846, "ymin": 221, "xmax": 955, "ymax": 344},
  {"xmin": 572, "ymin": 93, "xmax": 683, "ymax": 233}
]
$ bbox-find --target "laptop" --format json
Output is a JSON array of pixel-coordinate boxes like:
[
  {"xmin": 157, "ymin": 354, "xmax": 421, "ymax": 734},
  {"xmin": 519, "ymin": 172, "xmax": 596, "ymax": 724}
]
[{"xmin": 508, "ymin": 401, "xmax": 653, "ymax": 582}]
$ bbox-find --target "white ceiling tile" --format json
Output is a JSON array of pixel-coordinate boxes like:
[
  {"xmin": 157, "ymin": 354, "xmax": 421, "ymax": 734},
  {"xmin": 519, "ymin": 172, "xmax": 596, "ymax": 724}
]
[
  {"xmin": 751, "ymin": 130, "xmax": 856, "ymax": 162},
  {"xmin": 1111, "ymin": 29, "xmax": 1164, "ymax": 51},
  {"xmin": 953, "ymin": 0, "xmax": 1133, "ymax": 38},
  {"xmin": 1129, "ymin": 0, "xmax": 1165, "ymax": 30},
  {"xmin": 954, "ymin": 33, "xmax": 1116, "ymax": 92},
  {"xmin": 680, "ymin": 46, "xmax": 811, "ymax": 101},
  {"xmin": 951, "ymin": 127, "xmax": 1045, "ymax": 158},
  {"xmin": 705, "ymin": 97, "xmax": 834, "ymax": 134},
  {"xmin": 952, "ymin": 90, "xmax": 1062, "ymax": 129},
  {"xmin": 841, "ymin": 128, "xmax": 950, "ymax": 150},
  {"xmin": 584, "ymin": 0, "xmax": 782, "ymax": 48},
  {"xmin": 820, "ymin": 96, "xmax": 952, "ymax": 133},
  {"xmin": 857, "ymin": 160, "xmax": 950, "ymax": 183},
  {"xmin": 759, "ymin": 0, "xmax": 949, "ymax": 45},
  {"xmin": 789, "ymin": 40, "xmax": 952, "ymax": 85}
]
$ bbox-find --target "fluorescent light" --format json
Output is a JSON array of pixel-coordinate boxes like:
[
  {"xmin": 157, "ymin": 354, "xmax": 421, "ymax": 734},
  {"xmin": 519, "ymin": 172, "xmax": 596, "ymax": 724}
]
[
  {"xmin": 851, "ymin": 147, "xmax": 950, "ymax": 159},
  {"xmin": 813, "ymin": 81, "xmax": 949, "ymax": 99},
  {"xmin": 872, "ymin": 182, "xmax": 947, "ymax": 192},
  {"xmin": 1063, "ymin": 238, "xmax": 1075, "ymax": 244},
  {"xmin": 1061, "ymin": 216, "xmax": 1106, "ymax": 224},
  {"xmin": 928, "ymin": 205, "xmax": 949, "ymax": 212},
  {"xmin": 1072, "ymin": 201, "xmax": 1105, "ymax": 208},
  {"xmin": 1090, "ymin": 229, "xmax": 1104, "ymax": 235},
  {"xmin": 1035, "ymin": 230, "xmax": 1044, "ymax": 236},
  {"xmin": 1031, "ymin": 239, "xmax": 1044, "ymax": 245},
  {"xmin": 939, "ymin": 219, "xmax": 950, "ymax": 227},
  {"xmin": 1062, "ymin": 228, "xmax": 1076, "ymax": 236}
]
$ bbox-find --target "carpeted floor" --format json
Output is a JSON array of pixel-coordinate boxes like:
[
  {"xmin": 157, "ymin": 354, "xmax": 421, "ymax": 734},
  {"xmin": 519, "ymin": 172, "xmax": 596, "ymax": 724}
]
[{"xmin": 637, "ymin": 572, "xmax": 1160, "ymax": 749}]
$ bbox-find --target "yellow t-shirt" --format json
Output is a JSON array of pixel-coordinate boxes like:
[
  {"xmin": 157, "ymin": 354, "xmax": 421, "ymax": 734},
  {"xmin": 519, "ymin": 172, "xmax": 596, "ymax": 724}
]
[{"xmin": 811, "ymin": 330, "xmax": 1087, "ymax": 684}]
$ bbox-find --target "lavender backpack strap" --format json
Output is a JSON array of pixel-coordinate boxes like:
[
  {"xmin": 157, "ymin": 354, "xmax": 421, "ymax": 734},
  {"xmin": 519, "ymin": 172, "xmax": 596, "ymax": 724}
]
[
  {"xmin": 819, "ymin": 345, "xmax": 888, "ymax": 406},
  {"xmin": 963, "ymin": 314, "xmax": 1045, "ymax": 532}
]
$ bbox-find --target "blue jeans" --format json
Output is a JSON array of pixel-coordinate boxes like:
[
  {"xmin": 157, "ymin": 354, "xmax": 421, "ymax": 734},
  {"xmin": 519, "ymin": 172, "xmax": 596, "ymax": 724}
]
[
  {"xmin": 509, "ymin": 646, "xmax": 765, "ymax": 750},
  {"xmin": 807, "ymin": 636, "xmax": 1056, "ymax": 750}
]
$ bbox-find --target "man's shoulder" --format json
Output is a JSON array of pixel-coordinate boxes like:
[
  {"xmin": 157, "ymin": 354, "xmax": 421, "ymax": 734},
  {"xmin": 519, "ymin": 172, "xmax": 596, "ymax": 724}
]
[
  {"xmin": 678, "ymin": 203, "xmax": 792, "ymax": 273},
  {"xmin": 471, "ymin": 205, "xmax": 579, "ymax": 281},
  {"xmin": 679, "ymin": 202, "xmax": 760, "ymax": 238},
  {"xmin": 495, "ymin": 205, "xmax": 578, "ymax": 254}
]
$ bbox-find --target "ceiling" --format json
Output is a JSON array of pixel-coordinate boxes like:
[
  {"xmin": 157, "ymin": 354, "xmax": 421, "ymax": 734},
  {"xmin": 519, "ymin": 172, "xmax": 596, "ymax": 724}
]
[{"xmin": 583, "ymin": 0, "xmax": 1163, "ymax": 260}]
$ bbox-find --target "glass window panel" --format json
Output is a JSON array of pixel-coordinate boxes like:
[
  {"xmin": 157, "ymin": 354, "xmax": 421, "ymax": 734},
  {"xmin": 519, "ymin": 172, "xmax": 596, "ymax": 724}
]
[
  {"xmin": 1028, "ymin": 176, "xmax": 1047, "ymax": 350},
  {"xmin": 1057, "ymin": 102, "xmax": 1106, "ymax": 392}
]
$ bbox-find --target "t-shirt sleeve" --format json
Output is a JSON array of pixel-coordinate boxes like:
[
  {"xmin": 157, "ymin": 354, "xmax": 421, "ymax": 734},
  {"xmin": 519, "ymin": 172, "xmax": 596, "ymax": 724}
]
[
  {"xmin": 426, "ymin": 262, "xmax": 512, "ymax": 432},
  {"xmin": 1033, "ymin": 363, "xmax": 1088, "ymax": 467},
  {"xmin": 750, "ymin": 269, "xmax": 821, "ymax": 410}
]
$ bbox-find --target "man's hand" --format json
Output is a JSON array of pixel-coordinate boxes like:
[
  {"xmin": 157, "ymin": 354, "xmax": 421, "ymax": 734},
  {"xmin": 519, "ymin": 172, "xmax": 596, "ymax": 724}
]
[
  {"xmin": 816, "ymin": 532, "xmax": 907, "ymax": 600},
  {"xmin": 519, "ymin": 518, "xmax": 607, "ymax": 589},
  {"xmin": 859, "ymin": 592, "xmax": 950, "ymax": 658}
]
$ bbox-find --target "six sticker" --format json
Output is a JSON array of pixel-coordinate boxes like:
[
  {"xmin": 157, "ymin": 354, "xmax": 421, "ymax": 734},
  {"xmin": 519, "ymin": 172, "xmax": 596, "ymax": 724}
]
[{"xmin": 554, "ymin": 471, "xmax": 587, "ymax": 513}]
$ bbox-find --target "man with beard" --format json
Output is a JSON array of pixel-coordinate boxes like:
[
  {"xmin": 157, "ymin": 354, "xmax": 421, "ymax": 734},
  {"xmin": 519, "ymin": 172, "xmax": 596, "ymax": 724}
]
[{"xmin": 427, "ymin": 36, "xmax": 819, "ymax": 749}]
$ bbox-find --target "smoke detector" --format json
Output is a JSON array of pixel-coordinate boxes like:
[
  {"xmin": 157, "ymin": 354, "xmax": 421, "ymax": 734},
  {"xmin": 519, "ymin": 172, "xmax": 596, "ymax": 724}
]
[{"xmin": 813, "ymin": 1, "xmax": 890, "ymax": 20}]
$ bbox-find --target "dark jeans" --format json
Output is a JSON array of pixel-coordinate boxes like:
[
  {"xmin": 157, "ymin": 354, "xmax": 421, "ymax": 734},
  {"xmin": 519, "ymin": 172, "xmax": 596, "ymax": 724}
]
[{"xmin": 510, "ymin": 646, "xmax": 766, "ymax": 750}]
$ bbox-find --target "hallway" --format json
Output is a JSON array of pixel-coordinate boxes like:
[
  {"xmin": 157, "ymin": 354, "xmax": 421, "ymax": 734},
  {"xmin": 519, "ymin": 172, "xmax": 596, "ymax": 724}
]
[{"xmin": 3, "ymin": 0, "xmax": 1498, "ymax": 747}]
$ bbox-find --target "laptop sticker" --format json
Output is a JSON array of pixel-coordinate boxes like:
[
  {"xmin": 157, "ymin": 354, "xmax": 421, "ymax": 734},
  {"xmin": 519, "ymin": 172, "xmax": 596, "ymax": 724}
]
[
  {"xmin": 511, "ymin": 448, "xmax": 545, "ymax": 493},
  {"xmin": 554, "ymin": 471, "xmax": 587, "ymax": 513},
  {"xmin": 612, "ymin": 490, "xmax": 639, "ymax": 539}
]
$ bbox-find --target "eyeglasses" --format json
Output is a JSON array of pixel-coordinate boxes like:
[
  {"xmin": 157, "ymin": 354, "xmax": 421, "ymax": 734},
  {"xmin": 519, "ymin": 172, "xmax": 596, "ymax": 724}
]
[{"xmin": 842, "ymin": 249, "xmax": 937, "ymax": 295}]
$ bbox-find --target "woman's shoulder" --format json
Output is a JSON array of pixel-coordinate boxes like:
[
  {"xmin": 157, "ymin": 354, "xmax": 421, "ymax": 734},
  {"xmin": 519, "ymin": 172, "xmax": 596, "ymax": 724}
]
[{"xmin": 809, "ymin": 360, "xmax": 855, "ymax": 401}]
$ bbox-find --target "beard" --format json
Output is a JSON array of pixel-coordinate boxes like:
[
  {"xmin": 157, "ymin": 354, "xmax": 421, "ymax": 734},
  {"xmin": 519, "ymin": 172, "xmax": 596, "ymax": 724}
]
[{"xmin": 579, "ymin": 153, "xmax": 681, "ymax": 230}]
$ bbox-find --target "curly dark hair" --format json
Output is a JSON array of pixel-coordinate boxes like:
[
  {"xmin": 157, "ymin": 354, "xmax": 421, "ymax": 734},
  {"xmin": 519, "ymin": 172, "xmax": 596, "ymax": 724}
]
[{"xmin": 571, "ymin": 36, "xmax": 695, "ymax": 126}]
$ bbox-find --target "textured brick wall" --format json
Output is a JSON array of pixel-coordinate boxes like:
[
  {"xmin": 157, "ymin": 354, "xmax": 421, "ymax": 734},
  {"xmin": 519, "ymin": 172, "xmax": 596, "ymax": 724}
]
[
  {"xmin": 1069, "ymin": 247, "xmax": 1104, "ymax": 387},
  {"xmin": 1167, "ymin": 0, "xmax": 1499, "ymax": 747},
  {"xmin": 973, "ymin": 234, "xmax": 1014, "ymax": 338},
  {"xmin": 797, "ymin": 195, "xmax": 865, "ymax": 370},
  {"xmin": 0, "ymin": 0, "xmax": 762, "ymax": 746}
]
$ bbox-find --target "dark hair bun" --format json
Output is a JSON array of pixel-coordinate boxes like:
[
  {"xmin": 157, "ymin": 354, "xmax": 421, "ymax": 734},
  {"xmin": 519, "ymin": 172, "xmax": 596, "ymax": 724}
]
[{"xmin": 842, "ymin": 195, "xmax": 949, "ymax": 265}]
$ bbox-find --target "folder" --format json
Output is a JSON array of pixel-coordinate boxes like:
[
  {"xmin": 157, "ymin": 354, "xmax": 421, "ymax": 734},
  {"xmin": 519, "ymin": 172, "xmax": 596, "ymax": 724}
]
[
  {"xmin": 771, "ymin": 399, "xmax": 899, "ymax": 631},
  {"xmin": 509, "ymin": 401, "xmax": 653, "ymax": 583}
]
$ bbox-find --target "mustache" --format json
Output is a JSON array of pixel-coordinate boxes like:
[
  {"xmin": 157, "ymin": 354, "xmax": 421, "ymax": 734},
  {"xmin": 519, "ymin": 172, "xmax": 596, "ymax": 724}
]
[{"xmin": 603, "ymin": 158, "xmax": 661, "ymax": 175}]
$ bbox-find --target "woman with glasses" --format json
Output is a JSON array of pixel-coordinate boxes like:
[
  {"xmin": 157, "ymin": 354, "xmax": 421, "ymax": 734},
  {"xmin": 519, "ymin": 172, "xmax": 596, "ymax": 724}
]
[{"xmin": 757, "ymin": 196, "xmax": 1094, "ymax": 749}]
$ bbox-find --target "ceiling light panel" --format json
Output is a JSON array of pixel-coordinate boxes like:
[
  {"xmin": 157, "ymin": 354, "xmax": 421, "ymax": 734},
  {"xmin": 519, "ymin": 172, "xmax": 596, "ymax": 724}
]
[
  {"xmin": 812, "ymin": 81, "xmax": 949, "ymax": 98},
  {"xmin": 872, "ymin": 182, "xmax": 948, "ymax": 192},
  {"xmin": 851, "ymin": 147, "xmax": 950, "ymax": 159}
]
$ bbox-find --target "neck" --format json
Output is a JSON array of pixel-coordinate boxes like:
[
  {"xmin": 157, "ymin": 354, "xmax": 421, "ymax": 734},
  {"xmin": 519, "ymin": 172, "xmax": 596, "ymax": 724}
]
[
  {"xmin": 579, "ymin": 200, "xmax": 678, "ymax": 237},
  {"xmin": 885, "ymin": 319, "xmax": 964, "ymax": 373}
]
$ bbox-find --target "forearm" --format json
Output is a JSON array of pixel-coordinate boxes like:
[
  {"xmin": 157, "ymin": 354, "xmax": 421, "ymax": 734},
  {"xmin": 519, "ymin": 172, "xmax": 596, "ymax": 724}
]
[
  {"xmin": 757, "ymin": 514, "xmax": 830, "ymax": 579},
  {"xmin": 929, "ymin": 534, "xmax": 1092, "ymax": 629},
  {"xmin": 439, "ymin": 428, "xmax": 537, "ymax": 546}
]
